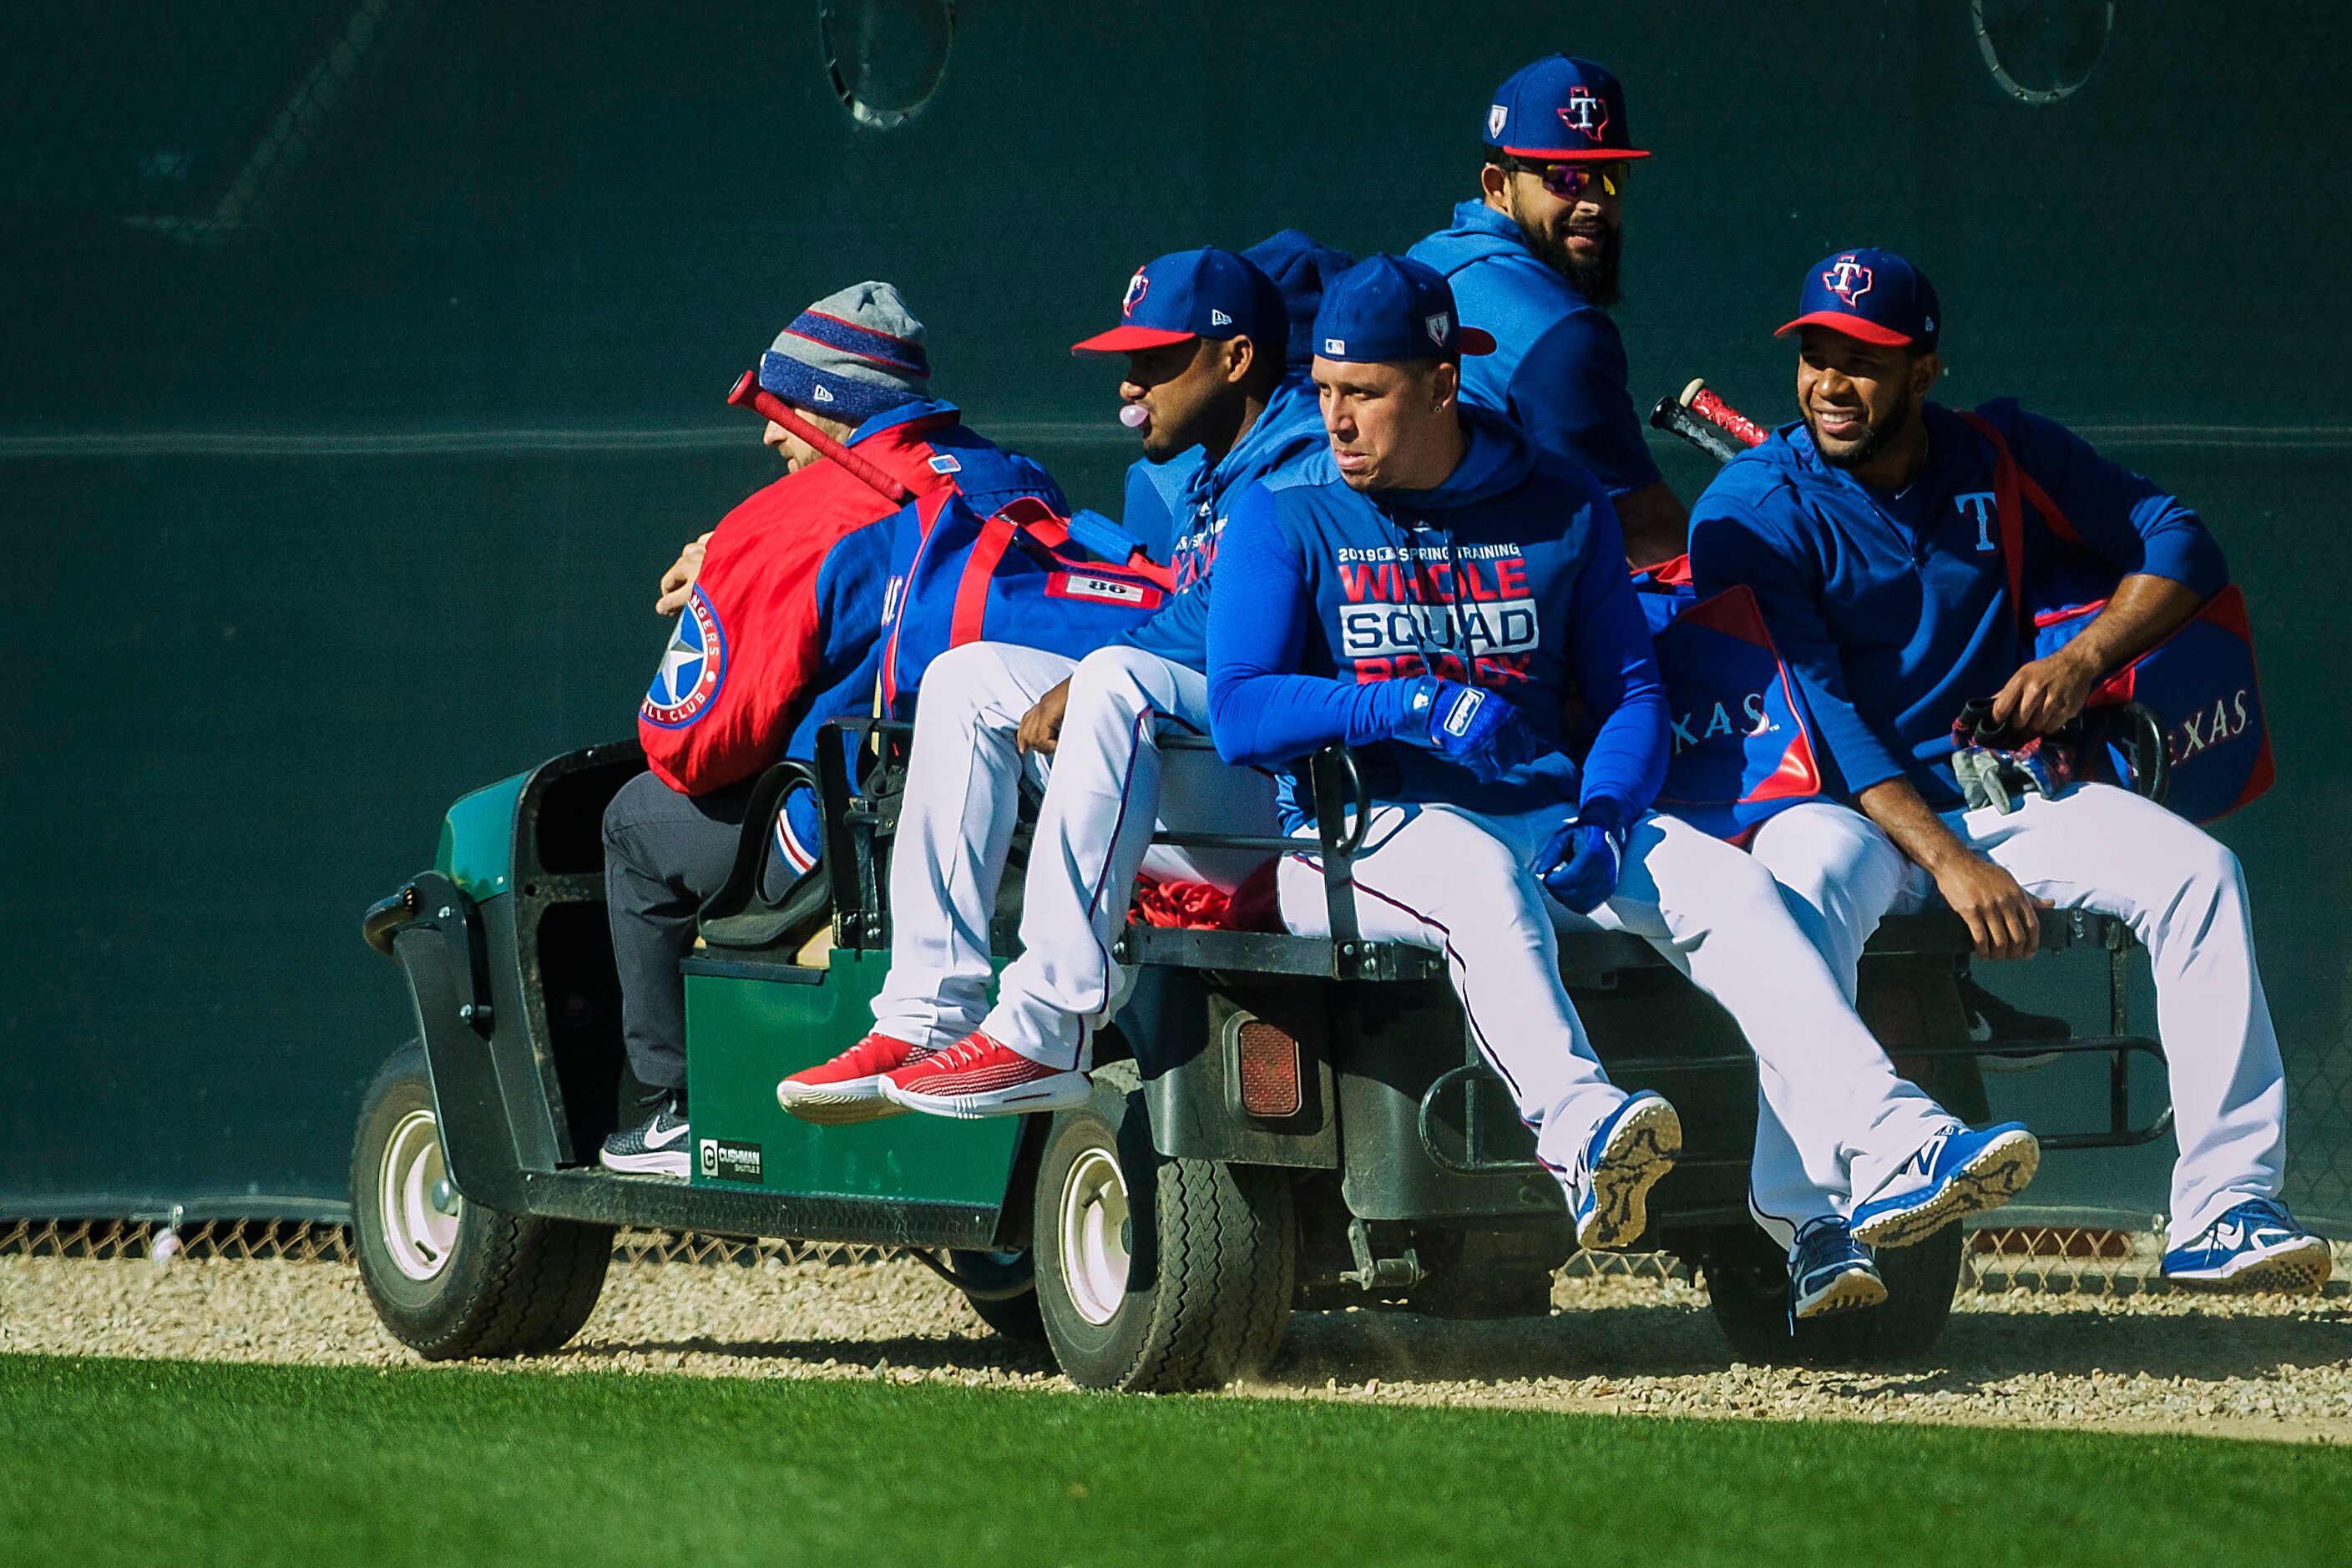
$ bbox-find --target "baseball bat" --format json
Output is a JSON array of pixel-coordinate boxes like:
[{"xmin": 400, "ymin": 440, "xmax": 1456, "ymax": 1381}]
[
  {"xmin": 726, "ymin": 370, "xmax": 916, "ymax": 504},
  {"xmin": 1647, "ymin": 377, "xmax": 1768, "ymax": 464}
]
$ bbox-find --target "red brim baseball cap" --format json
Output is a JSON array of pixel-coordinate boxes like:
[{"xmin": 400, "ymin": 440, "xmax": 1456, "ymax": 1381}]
[
  {"xmin": 1773, "ymin": 311, "xmax": 1915, "ymax": 347},
  {"xmin": 1070, "ymin": 323, "xmax": 1196, "ymax": 355}
]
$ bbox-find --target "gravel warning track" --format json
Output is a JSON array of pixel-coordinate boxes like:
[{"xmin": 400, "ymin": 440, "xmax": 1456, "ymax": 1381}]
[{"xmin": 6, "ymin": 1256, "xmax": 2349, "ymax": 1444}]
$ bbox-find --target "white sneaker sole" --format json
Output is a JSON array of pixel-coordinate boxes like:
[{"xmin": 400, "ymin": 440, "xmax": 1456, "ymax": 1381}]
[
  {"xmin": 1793, "ymin": 1266, "xmax": 1889, "ymax": 1321},
  {"xmin": 776, "ymin": 1074, "xmax": 909, "ymax": 1125},
  {"xmin": 1575, "ymin": 1096, "xmax": 1682, "ymax": 1251},
  {"xmin": 599, "ymin": 1147, "xmax": 689, "ymax": 1180},
  {"xmin": 2167, "ymin": 1234, "xmax": 2332, "ymax": 1294},
  {"xmin": 1853, "ymin": 1127, "xmax": 2040, "ymax": 1249},
  {"xmin": 879, "ymin": 1071, "xmax": 1093, "ymax": 1120}
]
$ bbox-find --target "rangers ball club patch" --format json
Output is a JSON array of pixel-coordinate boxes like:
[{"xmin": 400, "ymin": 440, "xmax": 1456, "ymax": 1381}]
[{"xmin": 642, "ymin": 584, "xmax": 728, "ymax": 728}]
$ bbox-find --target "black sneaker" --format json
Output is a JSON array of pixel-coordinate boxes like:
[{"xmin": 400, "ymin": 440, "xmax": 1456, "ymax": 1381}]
[{"xmin": 599, "ymin": 1093, "xmax": 690, "ymax": 1180}]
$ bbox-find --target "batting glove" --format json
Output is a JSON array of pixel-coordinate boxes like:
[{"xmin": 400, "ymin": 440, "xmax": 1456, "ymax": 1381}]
[
  {"xmin": 1535, "ymin": 801, "xmax": 1632, "ymax": 915},
  {"xmin": 1399, "ymin": 678, "xmax": 1536, "ymax": 783}
]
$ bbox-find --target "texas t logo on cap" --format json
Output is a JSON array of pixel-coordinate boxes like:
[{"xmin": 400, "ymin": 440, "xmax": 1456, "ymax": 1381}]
[
  {"xmin": 1824, "ymin": 255, "xmax": 1874, "ymax": 307},
  {"xmin": 1561, "ymin": 85, "xmax": 1608, "ymax": 140},
  {"xmin": 1488, "ymin": 103, "xmax": 1508, "ymax": 137},
  {"xmin": 1121, "ymin": 269, "xmax": 1150, "ymax": 318}
]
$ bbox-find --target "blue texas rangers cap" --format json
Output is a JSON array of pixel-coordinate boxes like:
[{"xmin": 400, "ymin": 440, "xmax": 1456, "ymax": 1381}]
[
  {"xmin": 1312, "ymin": 255, "xmax": 1497, "ymax": 365},
  {"xmin": 1778, "ymin": 246, "xmax": 1942, "ymax": 350},
  {"xmin": 1484, "ymin": 54, "xmax": 1650, "ymax": 161},
  {"xmin": 1070, "ymin": 247, "xmax": 1287, "ymax": 356}
]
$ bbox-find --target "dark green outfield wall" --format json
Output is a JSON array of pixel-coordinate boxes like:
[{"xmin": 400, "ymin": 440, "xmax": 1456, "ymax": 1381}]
[{"xmin": 4, "ymin": 2, "xmax": 2348, "ymax": 1227}]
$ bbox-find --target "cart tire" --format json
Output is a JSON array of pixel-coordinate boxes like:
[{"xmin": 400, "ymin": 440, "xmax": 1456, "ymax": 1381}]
[
  {"xmin": 1032, "ymin": 1063, "xmax": 1295, "ymax": 1391},
  {"xmin": 352, "ymin": 1042, "xmax": 614, "ymax": 1360},
  {"xmin": 1700, "ymin": 1222, "xmax": 1962, "ymax": 1367},
  {"xmin": 947, "ymin": 1250, "xmax": 1049, "ymax": 1344}
]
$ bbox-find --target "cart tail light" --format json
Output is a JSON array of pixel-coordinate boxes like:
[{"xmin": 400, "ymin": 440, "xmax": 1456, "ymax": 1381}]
[{"xmin": 1235, "ymin": 1019, "xmax": 1302, "ymax": 1119}]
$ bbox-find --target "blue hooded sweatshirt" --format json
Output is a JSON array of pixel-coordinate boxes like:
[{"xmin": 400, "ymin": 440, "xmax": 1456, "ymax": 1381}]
[
  {"xmin": 1687, "ymin": 398, "xmax": 2228, "ymax": 810},
  {"xmin": 1408, "ymin": 200, "xmax": 1662, "ymax": 499},
  {"xmin": 1117, "ymin": 230, "xmax": 1354, "ymax": 569},
  {"xmin": 1208, "ymin": 407, "xmax": 1669, "ymax": 829}
]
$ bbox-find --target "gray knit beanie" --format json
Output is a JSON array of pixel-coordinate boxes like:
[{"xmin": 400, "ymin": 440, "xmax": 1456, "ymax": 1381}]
[{"xmin": 757, "ymin": 281, "xmax": 933, "ymax": 422}]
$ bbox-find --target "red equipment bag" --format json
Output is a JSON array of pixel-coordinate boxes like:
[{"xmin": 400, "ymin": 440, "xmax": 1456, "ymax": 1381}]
[
  {"xmin": 878, "ymin": 493, "xmax": 1173, "ymax": 713},
  {"xmin": 1633, "ymin": 558, "xmax": 1829, "ymax": 841},
  {"xmin": 1960, "ymin": 411, "xmax": 2275, "ymax": 823}
]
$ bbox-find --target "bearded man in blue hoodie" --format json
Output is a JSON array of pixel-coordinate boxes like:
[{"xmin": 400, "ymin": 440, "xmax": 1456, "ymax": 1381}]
[
  {"xmin": 779, "ymin": 247, "xmax": 1327, "ymax": 1121},
  {"xmin": 1410, "ymin": 55, "xmax": 1686, "ymax": 567},
  {"xmin": 1206, "ymin": 256, "xmax": 2035, "ymax": 1283}
]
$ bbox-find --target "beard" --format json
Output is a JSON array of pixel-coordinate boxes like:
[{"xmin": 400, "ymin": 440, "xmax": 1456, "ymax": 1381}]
[
  {"xmin": 1520, "ymin": 215, "xmax": 1621, "ymax": 306},
  {"xmin": 1808, "ymin": 381, "xmax": 1917, "ymax": 469}
]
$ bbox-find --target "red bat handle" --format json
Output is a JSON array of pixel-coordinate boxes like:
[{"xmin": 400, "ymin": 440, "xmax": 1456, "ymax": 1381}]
[
  {"xmin": 726, "ymin": 370, "xmax": 915, "ymax": 504},
  {"xmin": 1680, "ymin": 379, "xmax": 1768, "ymax": 449}
]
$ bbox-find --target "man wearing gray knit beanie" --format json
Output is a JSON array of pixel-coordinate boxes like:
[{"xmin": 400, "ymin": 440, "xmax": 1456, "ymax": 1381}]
[{"xmin": 601, "ymin": 281, "xmax": 1065, "ymax": 1178}]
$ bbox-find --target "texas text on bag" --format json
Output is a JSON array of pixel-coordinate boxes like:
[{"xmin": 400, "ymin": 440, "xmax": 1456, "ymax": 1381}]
[
  {"xmin": 1630, "ymin": 556, "xmax": 1828, "ymax": 842},
  {"xmin": 1959, "ymin": 411, "xmax": 2274, "ymax": 824}
]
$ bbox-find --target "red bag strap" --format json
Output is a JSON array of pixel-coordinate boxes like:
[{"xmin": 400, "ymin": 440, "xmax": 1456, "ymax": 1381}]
[
  {"xmin": 1956, "ymin": 410, "xmax": 2086, "ymax": 641},
  {"xmin": 951, "ymin": 512, "xmax": 1019, "ymax": 645},
  {"xmin": 726, "ymin": 372, "xmax": 955, "ymax": 506},
  {"xmin": 994, "ymin": 496, "xmax": 1178, "ymax": 593}
]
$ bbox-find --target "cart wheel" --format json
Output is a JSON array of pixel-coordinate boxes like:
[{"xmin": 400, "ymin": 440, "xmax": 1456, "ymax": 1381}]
[
  {"xmin": 946, "ymin": 1250, "xmax": 1048, "ymax": 1343},
  {"xmin": 1700, "ymin": 1222, "xmax": 1962, "ymax": 1367},
  {"xmin": 1032, "ymin": 1063, "xmax": 1295, "ymax": 1391},
  {"xmin": 352, "ymin": 1041, "xmax": 614, "ymax": 1359}
]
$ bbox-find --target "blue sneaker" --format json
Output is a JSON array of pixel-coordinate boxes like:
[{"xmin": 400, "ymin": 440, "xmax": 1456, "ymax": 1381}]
[
  {"xmin": 1567, "ymin": 1091, "xmax": 1682, "ymax": 1251},
  {"xmin": 1850, "ymin": 1120, "xmax": 2039, "ymax": 1249},
  {"xmin": 2162, "ymin": 1198, "xmax": 2332, "ymax": 1292},
  {"xmin": 1790, "ymin": 1218, "xmax": 1887, "ymax": 1322}
]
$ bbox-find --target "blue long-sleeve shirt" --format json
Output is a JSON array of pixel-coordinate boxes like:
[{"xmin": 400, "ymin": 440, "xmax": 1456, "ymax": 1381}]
[
  {"xmin": 1114, "ymin": 374, "xmax": 1327, "ymax": 671},
  {"xmin": 1687, "ymin": 398, "xmax": 2228, "ymax": 810},
  {"xmin": 1409, "ymin": 201, "xmax": 1664, "ymax": 498},
  {"xmin": 1207, "ymin": 408, "xmax": 1669, "ymax": 829}
]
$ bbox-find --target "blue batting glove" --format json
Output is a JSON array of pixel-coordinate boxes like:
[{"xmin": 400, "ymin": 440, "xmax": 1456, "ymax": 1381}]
[
  {"xmin": 1399, "ymin": 678, "xmax": 1536, "ymax": 783},
  {"xmin": 1535, "ymin": 801, "xmax": 1632, "ymax": 915}
]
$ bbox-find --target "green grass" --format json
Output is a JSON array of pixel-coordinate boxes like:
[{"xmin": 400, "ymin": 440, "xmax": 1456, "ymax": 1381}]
[{"xmin": 3, "ymin": 1354, "xmax": 2345, "ymax": 1566}]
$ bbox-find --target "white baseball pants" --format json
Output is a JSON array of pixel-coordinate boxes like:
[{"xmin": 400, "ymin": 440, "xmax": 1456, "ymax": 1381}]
[
  {"xmin": 1278, "ymin": 802, "xmax": 1956, "ymax": 1230},
  {"xmin": 871, "ymin": 640, "xmax": 1277, "ymax": 1069},
  {"xmin": 1746, "ymin": 784, "xmax": 2287, "ymax": 1249}
]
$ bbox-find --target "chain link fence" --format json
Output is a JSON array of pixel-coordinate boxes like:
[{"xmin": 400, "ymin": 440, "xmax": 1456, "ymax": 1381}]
[{"xmin": 9, "ymin": 1218, "xmax": 2344, "ymax": 1300}]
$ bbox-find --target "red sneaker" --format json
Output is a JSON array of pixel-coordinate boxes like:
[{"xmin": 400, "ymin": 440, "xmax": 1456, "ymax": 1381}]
[
  {"xmin": 776, "ymin": 1032, "xmax": 931, "ymax": 1124},
  {"xmin": 878, "ymin": 1031, "xmax": 1091, "ymax": 1120}
]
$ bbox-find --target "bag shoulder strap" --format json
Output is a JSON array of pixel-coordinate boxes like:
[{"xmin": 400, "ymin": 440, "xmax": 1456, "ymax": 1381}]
[{"xmin": 1956, "ymin": 409, "xmax": 2087, "ymax": 641}]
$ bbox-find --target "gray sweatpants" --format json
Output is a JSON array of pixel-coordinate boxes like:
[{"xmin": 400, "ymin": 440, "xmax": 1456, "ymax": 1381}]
[{"xmin": 602, "ymin": 769, "xmax": 786, "ymax": 1099}]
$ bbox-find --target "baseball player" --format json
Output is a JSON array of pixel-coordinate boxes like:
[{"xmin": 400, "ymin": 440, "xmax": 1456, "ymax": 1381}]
[
  {"xmin": 1206, "ymin": 255, "xmax": 2036, "ymax": 1274},
  {"xmin": 776, "ymin": 246, "xmax": 1323, "ymax": 1120},
  {"xmin": 1409, "ymin": 55, "xmax": 1687, "ymax": 567},
  {"xmin": 1690, "ymin": 247, "xmax": 2328, "ymax": 1292},
  {"xmin": 599, "ymin": 283, "xmax": 1060, "ymax": 1176}
]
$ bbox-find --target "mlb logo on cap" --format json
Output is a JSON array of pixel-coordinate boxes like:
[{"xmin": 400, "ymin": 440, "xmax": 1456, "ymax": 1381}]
[
  {"xmin": 1484, "ymin": 53, "xmax": 1650, "ymax": 161},
  {"xmin": 1072, "ymin": 247, "xmax": 1287, "ymax": 355},
  {"xmin": 1777, "ymin": 245, "xmax": 1942, "ymax": 349},
  {"xmin": 1312, "ymin": 255, "xmax": 1496, "ymax": 365}
]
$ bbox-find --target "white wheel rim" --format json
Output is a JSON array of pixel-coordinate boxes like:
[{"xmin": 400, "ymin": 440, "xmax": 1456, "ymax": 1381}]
[
  {"xmin": 1057, "ymin": 1146, "xmax": 1131, "ymax": 1326},
  {"xmin": 380, "ymin": 1109, "xmax": 460, "ymax": 1282}
]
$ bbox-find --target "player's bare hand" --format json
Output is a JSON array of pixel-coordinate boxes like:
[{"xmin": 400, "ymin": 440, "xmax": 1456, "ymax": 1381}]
[
  {"xmin": 655, "ymin": 531, "xmax": 715, "ymax": 616},
  {"xmin": 1990, "ymin": 647, "xmax": 2100, "ymax": 736},
  {"xmin": 1932, "ymin": 854, "xmax": 2052, "ymax": 960},
  {"xmin": 1018, "ymin": 680, "xmax": 1072, "ymax": 756}
]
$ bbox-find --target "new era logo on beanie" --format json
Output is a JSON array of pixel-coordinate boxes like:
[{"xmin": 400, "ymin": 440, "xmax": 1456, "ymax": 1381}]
[
  {"xmin": 1311, "ymin": 255, "xmax": 1496, "ymax": 365},
  {"xmin": 1776, "ymin": 246, "xmax": 1942, "ymax": 350},
  {"xmin": 760, "ymin": 281, "xmax": 933, "ymax": 423},
  {"xmin": 1071, "ymin": 247, "xmax": 1287, "ymax": 356},
  {"xmin": 1485, "ymin": 54, "xmax": 1650, "ymax": 161}
]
